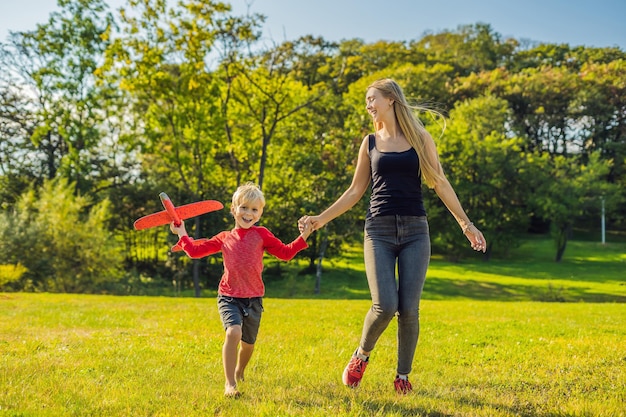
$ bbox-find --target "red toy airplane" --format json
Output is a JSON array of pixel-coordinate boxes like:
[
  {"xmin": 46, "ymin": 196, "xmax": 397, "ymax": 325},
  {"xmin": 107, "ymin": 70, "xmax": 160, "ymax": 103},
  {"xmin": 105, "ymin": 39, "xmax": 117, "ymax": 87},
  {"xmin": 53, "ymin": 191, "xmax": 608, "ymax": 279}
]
[{"xmin": 133, "ymin": 192, "xmax": 223, "ymax": 251}]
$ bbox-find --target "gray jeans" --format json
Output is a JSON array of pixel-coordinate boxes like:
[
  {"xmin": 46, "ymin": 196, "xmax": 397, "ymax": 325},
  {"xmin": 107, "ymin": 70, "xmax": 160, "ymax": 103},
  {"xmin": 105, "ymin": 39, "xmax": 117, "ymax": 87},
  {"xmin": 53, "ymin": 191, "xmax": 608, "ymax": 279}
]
[{"xmin": 360, "ymin": 215, "xmax": 430, "ymax": 375}]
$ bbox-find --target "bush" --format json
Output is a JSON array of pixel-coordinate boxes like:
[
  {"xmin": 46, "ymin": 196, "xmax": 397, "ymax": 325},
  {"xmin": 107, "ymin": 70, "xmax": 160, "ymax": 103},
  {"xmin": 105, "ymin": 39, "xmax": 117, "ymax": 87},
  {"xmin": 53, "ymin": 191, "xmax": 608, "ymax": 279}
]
[
  {"xmin": 0, "ymin": 263, "xmax": 27, "ymax": 289},
  {"xmin": 0, "ymin": 178, "xmax": 124, "ymax": 292}
]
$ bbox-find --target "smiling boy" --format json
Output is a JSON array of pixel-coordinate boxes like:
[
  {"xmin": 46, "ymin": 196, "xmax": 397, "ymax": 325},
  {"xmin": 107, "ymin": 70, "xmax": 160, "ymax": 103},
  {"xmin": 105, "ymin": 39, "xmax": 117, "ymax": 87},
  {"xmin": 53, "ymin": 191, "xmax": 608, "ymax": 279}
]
[{"xmin": 170, "ymin": 182, "xmax": 313, "ymax": 397}]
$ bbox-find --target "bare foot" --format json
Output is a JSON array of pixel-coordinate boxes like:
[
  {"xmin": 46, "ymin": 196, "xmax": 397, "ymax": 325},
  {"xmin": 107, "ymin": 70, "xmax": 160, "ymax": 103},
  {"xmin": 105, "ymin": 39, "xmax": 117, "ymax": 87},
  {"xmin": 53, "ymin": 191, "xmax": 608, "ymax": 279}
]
[
  {"xmin": 224, "ymin": 384, "xmax": 241, "ymax": 398},
  {"xmin": 235, "ymin": 372, "xmax": 245, "ymax": 384}
]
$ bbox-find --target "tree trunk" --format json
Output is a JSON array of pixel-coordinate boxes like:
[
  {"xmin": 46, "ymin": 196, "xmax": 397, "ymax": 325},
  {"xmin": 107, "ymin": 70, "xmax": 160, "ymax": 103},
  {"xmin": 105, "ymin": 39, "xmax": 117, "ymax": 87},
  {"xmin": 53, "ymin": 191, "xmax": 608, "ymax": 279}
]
[
  {"xmin": 315, "ymin": 228, "xmax": 329, "ymax": 295},
  {"xmin": 554, "ymin": 226, "xmax": 568, "ymax": 262}
]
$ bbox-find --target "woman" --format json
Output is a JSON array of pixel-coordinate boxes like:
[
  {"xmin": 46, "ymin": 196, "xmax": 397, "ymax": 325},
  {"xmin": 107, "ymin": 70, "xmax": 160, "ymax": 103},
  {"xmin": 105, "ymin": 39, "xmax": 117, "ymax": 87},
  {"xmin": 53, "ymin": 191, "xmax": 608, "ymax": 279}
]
[{"xmin": 299, "ymin": 78, "xmax": 486, "ymax": 394}]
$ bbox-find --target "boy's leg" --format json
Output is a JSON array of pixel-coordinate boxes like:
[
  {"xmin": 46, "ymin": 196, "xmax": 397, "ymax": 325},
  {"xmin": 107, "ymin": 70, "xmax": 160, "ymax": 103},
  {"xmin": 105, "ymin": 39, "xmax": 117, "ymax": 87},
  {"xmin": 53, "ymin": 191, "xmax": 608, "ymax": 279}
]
[
  {"xmin": 218, "ymin": 295, "xmax": 245, "ymax": 396},
  {"xmin": 235, "ymin": 341, "xmax": 254, "ymax": 382},
  {"xmin": 223, "ymin": 325, "xmax": 242, "ymax": 391},
  {"xmin": 237, "ymin": 297, "xmax": 263, "ymax": 382}
]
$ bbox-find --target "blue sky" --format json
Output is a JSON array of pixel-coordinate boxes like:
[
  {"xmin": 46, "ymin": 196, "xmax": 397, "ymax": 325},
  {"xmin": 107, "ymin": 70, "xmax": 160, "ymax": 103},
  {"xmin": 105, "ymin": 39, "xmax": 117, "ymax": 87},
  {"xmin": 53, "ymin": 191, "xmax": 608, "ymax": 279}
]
[{"xmin": 2, "ymin": 0, "xmax": 625, "ymax": 50}]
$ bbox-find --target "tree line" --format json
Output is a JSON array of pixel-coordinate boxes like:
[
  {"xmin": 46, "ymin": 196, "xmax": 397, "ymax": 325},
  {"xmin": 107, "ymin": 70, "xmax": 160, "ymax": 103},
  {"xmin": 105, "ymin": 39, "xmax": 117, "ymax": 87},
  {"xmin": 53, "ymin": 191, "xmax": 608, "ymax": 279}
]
[{"xmin": 1, "ymin": 0, "xmax": 624, "ymax": 295}]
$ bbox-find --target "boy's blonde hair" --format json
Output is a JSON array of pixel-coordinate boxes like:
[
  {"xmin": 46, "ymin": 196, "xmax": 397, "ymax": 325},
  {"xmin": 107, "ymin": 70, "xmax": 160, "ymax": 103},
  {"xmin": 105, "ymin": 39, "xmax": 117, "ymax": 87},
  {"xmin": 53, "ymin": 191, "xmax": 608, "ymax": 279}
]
[
  {"xmin": 367, "ymin": 78, "xmax": 446, "ymax": 188},
  {"xmin": 231, "ymin": 182, "xmax": 265, "ymax": 208}
]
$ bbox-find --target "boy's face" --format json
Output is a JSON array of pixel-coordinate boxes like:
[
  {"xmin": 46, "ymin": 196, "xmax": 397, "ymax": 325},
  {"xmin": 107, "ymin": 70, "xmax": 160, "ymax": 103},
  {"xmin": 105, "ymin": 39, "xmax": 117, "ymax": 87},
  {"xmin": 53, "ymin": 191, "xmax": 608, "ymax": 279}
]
[{"xmin": 231, "ymin": 199, "xmax": 264, "ymax": 229}]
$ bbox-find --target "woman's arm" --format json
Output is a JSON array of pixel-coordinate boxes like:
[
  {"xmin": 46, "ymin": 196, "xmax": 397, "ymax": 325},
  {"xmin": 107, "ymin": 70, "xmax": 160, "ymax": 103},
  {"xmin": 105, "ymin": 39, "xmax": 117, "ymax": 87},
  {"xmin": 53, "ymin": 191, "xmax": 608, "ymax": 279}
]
[
  {"xmin": 303, "ymin": 136, "xmax": 372, "ymax": 230},
  {"xmin": 424, "ymin": 134, "xmax": 487, "ymax": 253}
]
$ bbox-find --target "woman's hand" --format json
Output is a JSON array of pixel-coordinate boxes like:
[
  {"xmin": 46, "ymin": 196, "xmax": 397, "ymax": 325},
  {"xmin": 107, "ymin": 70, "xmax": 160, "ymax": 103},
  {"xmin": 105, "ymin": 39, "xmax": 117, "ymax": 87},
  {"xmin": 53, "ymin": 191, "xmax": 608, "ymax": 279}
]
[
  {"xmin": 464, "ymin": 224, "xmax": 487, "ymax": 253},
  {"xmin": 299, "ymin": 220, "xmax": 315, "ymax": 240},
  {"xmin": 298, "ymin": 215, "xmax": 323, "ymax": 234}
]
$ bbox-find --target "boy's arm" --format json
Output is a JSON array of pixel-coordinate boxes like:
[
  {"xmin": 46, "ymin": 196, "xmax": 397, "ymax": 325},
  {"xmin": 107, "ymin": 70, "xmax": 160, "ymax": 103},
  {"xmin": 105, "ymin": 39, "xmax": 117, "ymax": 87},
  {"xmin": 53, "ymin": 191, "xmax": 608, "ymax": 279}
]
[
  {"xmin": 259, "ymin": 227, "xmax": 309, "ymax": 261},
  {"xmin": 170, "ymin": 221, "xmax": 224, "ymax": 258}
]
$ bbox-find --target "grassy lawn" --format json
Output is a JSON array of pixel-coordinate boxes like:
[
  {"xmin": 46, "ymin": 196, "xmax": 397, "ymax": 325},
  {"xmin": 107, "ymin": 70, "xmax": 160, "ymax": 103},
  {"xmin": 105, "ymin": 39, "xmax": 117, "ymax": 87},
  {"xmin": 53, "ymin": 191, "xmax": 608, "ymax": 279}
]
[
  {"xmin": 1, "ymin": 238, "xmax": 625, "ymax": 416},
  {"xmin": 268, "ymin": 238, "xmax": 626, "ymax": 303}
]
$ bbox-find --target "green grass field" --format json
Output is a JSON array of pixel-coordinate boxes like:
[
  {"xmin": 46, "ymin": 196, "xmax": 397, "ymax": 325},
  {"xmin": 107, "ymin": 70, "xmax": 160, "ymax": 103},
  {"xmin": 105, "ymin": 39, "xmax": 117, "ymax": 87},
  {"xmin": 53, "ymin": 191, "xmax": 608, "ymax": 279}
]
[
  {"xmin": 1, "ymin": 238, "xmax": 625, "ymax": 416},
  {"xmin": 268, "ymin": 238, "xmax": 626, "ymax": 303}
]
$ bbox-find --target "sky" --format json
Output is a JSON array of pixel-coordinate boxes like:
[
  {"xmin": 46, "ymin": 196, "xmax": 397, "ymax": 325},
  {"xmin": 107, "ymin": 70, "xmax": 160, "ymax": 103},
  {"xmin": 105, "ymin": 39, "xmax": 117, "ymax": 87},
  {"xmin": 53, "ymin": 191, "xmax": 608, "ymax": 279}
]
[{"xmin": 1, "ymin": 0, "xmax": 625, "ymax": 50}]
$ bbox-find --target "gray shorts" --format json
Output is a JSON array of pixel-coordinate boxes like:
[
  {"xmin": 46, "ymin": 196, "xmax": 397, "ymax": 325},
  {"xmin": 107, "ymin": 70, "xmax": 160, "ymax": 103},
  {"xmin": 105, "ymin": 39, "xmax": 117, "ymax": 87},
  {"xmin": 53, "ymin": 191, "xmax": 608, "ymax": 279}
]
[{"xmin": 217, "ymin": 294, "xmax": 264, "ymax": 344}]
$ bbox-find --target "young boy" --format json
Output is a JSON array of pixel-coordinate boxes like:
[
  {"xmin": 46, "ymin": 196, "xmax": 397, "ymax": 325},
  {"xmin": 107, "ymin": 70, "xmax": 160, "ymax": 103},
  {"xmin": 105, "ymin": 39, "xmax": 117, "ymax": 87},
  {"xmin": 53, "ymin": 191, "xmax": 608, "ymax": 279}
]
[{"xmin": 170, "ymin": 182, "xmax": 313, "ymax": 397}]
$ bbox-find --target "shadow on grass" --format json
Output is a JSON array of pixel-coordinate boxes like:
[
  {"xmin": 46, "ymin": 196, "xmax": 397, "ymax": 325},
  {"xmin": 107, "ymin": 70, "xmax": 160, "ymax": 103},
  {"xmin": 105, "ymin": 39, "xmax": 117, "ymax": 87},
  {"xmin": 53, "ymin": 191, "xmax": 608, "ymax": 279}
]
[
  {"xmin": 422, "ymin": 277, "xmax": 626, "ymax": 303},
  {"xmin": 425, "ymin": 392, "xmax": 549, "ymax": 417},
  {"xmin": 450, "ymin": 258, "xmax": 626, "ymax": 285},
  {"xmin": 266, "ymin": 264, "xmax": 626, "ymax": 303},
  {"xmin": 334, "ymin": 391, "xmax": 592, "ymax": 417},
  {"xmin": 359, "ymin": 398, "xmax": 454, "ymax": 417}
]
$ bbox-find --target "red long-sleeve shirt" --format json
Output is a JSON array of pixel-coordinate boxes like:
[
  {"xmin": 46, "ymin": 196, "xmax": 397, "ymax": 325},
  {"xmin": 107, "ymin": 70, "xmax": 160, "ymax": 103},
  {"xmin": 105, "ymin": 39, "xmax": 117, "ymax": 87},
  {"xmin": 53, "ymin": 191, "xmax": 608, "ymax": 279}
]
[{"xmin": 176, "ymin": 226, "xmax": 308, "ymax": 298}]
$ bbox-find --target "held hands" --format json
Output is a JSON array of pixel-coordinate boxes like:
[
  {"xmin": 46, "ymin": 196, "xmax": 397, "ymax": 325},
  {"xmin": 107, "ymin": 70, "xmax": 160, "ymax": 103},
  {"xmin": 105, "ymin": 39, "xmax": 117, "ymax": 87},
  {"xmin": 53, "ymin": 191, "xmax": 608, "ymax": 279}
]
[
  {"xmin": 298, "ymin": 216, "xmax": 317, "ymax": 240},
  {"xmin": 463, "ymin": 223, "xmax": 487, "ymax": 253},
  {"xmin": 298, "ymin": 215, "xmax": 323, "ymax": 238}
]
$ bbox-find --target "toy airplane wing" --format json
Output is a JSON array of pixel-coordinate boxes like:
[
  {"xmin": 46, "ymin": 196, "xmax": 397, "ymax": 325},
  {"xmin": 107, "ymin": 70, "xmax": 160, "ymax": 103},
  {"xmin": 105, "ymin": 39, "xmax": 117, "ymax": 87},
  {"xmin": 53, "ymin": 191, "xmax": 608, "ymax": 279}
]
[{"xmin": 133, "ymin": 193, "xmax": 223, "ymax": 231}]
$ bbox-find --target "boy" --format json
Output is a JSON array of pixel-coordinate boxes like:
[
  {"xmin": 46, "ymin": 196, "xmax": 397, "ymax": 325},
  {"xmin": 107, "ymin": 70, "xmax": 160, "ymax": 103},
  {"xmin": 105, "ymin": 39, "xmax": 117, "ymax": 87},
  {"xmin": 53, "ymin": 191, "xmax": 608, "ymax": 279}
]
[{"xmin": 170, "ymin": 182, "xmax": 313, "ymax": 397}]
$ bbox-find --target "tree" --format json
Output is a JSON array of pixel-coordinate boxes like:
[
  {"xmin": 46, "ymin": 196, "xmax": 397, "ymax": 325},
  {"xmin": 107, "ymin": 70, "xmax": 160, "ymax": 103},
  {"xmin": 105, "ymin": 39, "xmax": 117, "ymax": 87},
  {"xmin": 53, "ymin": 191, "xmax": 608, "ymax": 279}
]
[
  {"xmin": 0, "ymin": 0, "xmax": 116, "ymax": 192},
  {"xmin": 530, "ymin": 152, "xmax": 615, "ymax": 261},
  {"xmin": 410, "ymin": 23, "xmax": 516, "ymax": 76},
  {"xmin": 0, "ymin": 77, "xmax": 38, "ymax": 205},
  {"xmin": 103, "ymin": 0, "xmax": 264, "ymax": 295},
  {"xmin": 432, "ymin": 95, "xmax": 535, "ymax": 260},
  {"xmin": 576, "ymin": 60, "xmax": 626, "ymax": 229},
  {"xmin": 0, "ymin": 178, "xmax": 123, "ymax": 292},
  {"xmin": 228, "ymin": 50, "xmax": 324, "ymax": 189},
  {"xmin": 454, "ymin": 48, "xmax": 626, "ymax": 236}
]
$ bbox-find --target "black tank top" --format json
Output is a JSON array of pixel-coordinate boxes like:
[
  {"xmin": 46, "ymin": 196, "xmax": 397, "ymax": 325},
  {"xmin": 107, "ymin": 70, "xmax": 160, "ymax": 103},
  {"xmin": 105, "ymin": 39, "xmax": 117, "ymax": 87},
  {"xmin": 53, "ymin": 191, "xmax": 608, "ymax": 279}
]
[{"xmin": 367, "ymin": 134, "xmax": 427, "ymax": 219}]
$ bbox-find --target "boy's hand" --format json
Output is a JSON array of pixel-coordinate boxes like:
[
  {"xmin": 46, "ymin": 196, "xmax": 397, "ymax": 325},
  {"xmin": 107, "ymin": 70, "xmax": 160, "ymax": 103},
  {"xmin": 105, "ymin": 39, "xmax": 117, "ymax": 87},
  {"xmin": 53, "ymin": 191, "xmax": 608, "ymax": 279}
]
[
  {"xmin": 170, "ymin": 221, "xmax": 187, "ymax": 237},
  {"xmin": 299, "ymin": 220, "xmax": 314, "ymax": 240},
  {"xmin": 299, "ymin": 215, "xmax": 322, "ymax": 234}
]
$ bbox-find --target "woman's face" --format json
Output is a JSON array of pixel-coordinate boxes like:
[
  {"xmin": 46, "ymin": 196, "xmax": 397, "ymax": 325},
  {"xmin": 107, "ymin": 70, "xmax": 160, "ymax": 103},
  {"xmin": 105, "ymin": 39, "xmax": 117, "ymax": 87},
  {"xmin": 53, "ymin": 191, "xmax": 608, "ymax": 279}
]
[{"xmin": 365, "ymin": 87, "xmax": 394, "ymax": 124}]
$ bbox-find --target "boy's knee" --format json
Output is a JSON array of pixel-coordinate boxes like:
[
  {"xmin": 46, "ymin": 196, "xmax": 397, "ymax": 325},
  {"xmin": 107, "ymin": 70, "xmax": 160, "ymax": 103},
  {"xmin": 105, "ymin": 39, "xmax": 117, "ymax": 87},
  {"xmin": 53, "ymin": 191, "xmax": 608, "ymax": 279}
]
[{"xmin": 226, "ymin": 325, "xmax": 242, "ymax": 339}]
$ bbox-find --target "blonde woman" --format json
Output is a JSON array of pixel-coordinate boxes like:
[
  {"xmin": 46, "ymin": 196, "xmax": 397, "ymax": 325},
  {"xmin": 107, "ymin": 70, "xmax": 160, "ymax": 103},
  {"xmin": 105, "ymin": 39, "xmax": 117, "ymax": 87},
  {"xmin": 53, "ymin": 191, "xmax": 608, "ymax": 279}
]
[{"xmin": 299, "ymin": 79, "xmax": 486, "ymax": 394}]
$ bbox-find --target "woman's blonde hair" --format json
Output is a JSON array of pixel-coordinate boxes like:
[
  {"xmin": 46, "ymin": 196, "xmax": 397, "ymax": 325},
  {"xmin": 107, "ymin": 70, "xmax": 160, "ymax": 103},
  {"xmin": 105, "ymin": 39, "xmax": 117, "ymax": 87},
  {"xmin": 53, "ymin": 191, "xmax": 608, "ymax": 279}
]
[
  {"xmin": 367, "ymin": 78, "xmax": 445, "ymax": 188},
  {"xmin": 231, "ymin": 182, "xmax": 265, "ymax": 208}
]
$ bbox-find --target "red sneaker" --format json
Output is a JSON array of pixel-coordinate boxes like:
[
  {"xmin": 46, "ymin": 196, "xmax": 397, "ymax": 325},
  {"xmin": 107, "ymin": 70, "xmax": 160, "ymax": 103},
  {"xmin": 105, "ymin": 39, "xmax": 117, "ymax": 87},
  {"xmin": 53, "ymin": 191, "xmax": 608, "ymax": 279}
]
[
  {"xmin": 394, "ymin": 376, "xmax": 413, "ymax": 394},
  {"xmin": 342, "ymin": 352, "xmax": 369, "ymax": 387}
]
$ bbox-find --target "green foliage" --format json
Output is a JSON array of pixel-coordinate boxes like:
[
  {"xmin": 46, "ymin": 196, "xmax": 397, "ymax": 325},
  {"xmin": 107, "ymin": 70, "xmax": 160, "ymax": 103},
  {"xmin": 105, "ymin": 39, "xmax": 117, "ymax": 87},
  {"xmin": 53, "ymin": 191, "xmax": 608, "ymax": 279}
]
[
  {"xmin": 100, "ymin": 0, "xmax": 264, "ymax": 201},
  {"xmin": 433, "ymin": 95, "xmax": 534, "ymax": 259},
  {"xmin": 3, "ymin": 0, "xmax": 117, "ymax": 190},
  {"xmin": 0, "ymin": 263, "xmax": 27, "ymax": 288},
  {"xmin": 0, "ymin": 178, "xmax": 124, "ymax": 292},
  {"xmin": 577, "ymin": 59, "xmax": 626, "ymax": 187},
  {"xmin": 227, "ymin": 54, "xmax": 324, "ymax": 189},
  {"xmin": 410, "ymin": 23, "xmax": 516, "ymax": 75},
  {"xmin": 530, "ymin": 152, "xmax": 616, "ymax": 261},
  {"xmin": 2, "ymin": 1, "xmax": 625, "ymax": 288}
]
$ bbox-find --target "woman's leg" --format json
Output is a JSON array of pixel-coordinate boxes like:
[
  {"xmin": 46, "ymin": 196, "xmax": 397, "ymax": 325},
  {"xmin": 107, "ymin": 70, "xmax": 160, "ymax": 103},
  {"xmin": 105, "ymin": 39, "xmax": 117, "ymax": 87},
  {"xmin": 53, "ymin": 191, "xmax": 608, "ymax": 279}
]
[
  {"xmin": 396, "ymin": 217, "xmax": 430, "ymax": 375},
  {"xmin": 361, "ymin": 216, "xmax": 399, "ymax": 353}
]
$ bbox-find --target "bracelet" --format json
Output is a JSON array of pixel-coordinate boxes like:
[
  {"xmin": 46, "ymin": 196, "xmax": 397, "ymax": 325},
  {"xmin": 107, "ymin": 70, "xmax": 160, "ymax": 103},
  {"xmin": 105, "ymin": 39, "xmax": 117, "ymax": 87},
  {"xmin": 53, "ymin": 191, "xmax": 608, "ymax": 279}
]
[{"xmin": 462, "ymin": 222, "xmax": 473, "ymax": 234}]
